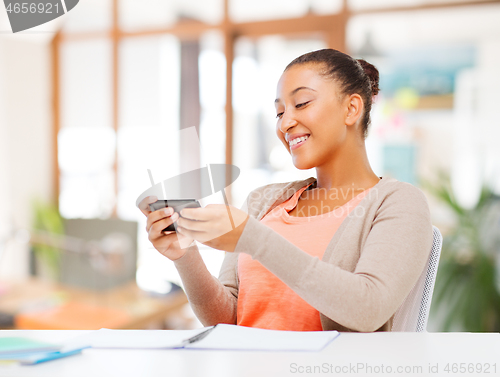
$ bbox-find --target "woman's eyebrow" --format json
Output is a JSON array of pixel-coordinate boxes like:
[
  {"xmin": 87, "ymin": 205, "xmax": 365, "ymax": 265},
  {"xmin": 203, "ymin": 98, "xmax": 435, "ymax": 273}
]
[{"xmin": 275, "ymin": 86, "xmax": 316, "ymax": 103}]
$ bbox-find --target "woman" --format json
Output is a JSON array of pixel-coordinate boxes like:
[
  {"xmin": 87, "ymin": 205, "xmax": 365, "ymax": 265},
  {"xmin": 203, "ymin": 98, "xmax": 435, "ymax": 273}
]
[{"xmin": 139, "ymin": 49, "xmax": 433, "ymax": 332}]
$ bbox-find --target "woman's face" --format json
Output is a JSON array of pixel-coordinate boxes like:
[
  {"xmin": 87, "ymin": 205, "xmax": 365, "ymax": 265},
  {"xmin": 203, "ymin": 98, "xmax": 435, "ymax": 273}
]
[{"xmin": 275, "ymin": 63, "xmax": 352, "ymax": 170}]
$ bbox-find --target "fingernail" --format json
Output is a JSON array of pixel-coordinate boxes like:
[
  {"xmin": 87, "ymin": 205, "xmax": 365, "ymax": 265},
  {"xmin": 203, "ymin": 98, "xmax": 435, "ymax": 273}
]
[{"xmin": 163, "ymin": 208, "xmax": 173, "ymax": 215}]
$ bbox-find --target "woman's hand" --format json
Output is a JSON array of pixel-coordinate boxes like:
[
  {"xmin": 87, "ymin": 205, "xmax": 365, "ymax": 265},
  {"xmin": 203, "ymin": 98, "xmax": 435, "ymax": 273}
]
[
  {"xmin": 138, "ymin": 196, "xmax": 196, "ymax": 261},
  {"xmin": 176, "ymin": 204, "xmax": 249, "ymax": 252}
]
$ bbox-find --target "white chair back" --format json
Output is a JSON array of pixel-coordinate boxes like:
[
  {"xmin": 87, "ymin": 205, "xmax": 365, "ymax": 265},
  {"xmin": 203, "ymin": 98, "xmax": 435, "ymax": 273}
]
[{"xmin": 392, "ymin": 226, "xmax": 443, "ymax": 332}]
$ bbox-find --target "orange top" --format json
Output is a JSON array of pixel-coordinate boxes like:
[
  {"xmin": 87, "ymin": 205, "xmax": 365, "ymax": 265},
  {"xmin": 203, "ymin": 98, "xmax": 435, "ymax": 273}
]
[{"xmin": 237, "ymin": 183, "xmax": 372, "ymax": 331}]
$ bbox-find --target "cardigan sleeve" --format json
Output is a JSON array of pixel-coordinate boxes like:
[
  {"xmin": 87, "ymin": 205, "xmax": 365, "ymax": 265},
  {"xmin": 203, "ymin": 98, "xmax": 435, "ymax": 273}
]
[{"xmin": 233, "ymin": 183, "xmax": 433, "ymax": 332}]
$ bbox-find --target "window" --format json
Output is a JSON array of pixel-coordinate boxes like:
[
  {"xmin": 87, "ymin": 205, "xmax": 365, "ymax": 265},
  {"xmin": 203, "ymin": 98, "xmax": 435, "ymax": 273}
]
[{"xmin": 55, "ymin": 0, "xmax": 495, "ymax": 294}]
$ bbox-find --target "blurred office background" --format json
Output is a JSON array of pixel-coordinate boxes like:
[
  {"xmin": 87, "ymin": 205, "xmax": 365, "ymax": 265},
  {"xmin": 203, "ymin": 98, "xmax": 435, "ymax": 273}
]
[{"xmin": 0, "ymin": 0, "xmax": 499, "ymax": 331}]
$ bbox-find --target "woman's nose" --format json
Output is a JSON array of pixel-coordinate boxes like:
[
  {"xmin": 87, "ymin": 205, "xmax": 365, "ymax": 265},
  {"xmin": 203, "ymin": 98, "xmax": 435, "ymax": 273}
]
[{"xmin": 279, "ymin": 112, "xmax": 298, "ymax": 134}]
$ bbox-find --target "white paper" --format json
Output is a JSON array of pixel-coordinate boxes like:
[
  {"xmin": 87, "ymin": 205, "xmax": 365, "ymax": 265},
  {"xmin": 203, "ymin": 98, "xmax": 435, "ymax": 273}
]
[
  {"xmin": 63, "ymin": 325, "xmax": 339, "ymax": 352},
  {"xmin": 185, "ymin": 324, "xmax": 340, "ymax": 352}
]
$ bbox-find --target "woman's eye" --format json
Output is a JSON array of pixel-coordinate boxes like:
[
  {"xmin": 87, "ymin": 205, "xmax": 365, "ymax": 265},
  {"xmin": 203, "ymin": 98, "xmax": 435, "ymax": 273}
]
[
  {"xmin": 296, "ymin": 101, "xmax": 310, "ymax": 109},
  {"xmin": 276, "ymin": 112, "xmax": 284, "ymax": 119}
]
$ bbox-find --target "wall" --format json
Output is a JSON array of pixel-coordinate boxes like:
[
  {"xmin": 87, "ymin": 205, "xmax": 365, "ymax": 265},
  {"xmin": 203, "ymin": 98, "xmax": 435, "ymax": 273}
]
[{"xmin": 0, "ymin": 35, "xmax": 54, "ymax": 279}]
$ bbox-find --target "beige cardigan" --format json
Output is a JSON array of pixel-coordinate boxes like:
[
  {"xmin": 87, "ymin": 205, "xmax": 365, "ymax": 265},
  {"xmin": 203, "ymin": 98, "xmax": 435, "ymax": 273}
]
[{"xmin": 174, "ymin": 176, "xmax": 433, "ymax": 332}]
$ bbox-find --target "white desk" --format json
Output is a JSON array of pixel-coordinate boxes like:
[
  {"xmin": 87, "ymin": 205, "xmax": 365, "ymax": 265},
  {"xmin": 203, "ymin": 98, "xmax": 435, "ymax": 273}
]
[{"xmin": 0, "ymin": 330, "xmax": 498, "ymax": 377}]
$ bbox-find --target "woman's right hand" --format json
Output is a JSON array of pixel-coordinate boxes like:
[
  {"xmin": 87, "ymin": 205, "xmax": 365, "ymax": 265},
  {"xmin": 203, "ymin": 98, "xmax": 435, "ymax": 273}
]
[{"xmin": 138, "ymin": 196, "xmax": 195, "ymax": 261}]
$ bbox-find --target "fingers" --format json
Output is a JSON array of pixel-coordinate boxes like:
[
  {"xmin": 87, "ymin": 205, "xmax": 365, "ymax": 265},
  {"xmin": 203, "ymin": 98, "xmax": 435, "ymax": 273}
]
[
  {"xmin": 177, "ymin": 204, "xmax": 236, "ymax": 235},
  {"xmin": 179, "ymin": 204, "xmax": 241, "ymax": 223},
  {"xmin": 138, "ymin": 196, "xmax": 158, "ymax": 216},
  {"xmin": 147, "ymin": 210, "xmax": 178, "ymax": 235},
  {"xmin": 146, "ymin": 207, "xmax": 175, "ymax": 232},
  {"xmin": 147, "ymin": 228, "xmax": 179, "ymax": 259},
  {"xmin": 177, "ymin": 216, "xmax": 206, "ymax": 233},
  {"xmin": 176, "ymin": 225, "xmax": 206, "ymax": 243},
  {"xmin": 179, "ymin": 206, "xmax": 215, "ymax": 221},
  {"xmin": 177, "ymin": 213, "xmax": 230, "ymax": 243},
  {"xmin": 148, "ymin": 215, "xmax": 178, "ymax": 241}
]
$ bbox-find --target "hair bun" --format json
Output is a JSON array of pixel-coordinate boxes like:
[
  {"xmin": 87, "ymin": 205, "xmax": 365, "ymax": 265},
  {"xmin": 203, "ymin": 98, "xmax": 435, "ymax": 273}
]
[{"xmin": 357, "ymin": 59, "xmax": 380, "ymax": 98}]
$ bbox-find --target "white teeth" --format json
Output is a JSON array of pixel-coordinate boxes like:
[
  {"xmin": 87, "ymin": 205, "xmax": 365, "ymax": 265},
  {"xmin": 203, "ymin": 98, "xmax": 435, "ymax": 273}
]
[{"xmin": 289, "ymin": 135, "xmax": 309, "ymax": 147}]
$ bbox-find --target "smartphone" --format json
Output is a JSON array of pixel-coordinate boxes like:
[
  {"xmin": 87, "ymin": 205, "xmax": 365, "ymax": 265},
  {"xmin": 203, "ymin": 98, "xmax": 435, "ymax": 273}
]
[{"xmin": 149, "ymin": 199, "xmax": 201, "ymax": 232}]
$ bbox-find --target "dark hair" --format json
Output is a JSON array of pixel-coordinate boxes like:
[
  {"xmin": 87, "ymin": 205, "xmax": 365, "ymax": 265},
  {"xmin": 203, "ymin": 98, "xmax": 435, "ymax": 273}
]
[{"xmin": 285, "ymin": 49, "xmax": 380, "ymax": 140}]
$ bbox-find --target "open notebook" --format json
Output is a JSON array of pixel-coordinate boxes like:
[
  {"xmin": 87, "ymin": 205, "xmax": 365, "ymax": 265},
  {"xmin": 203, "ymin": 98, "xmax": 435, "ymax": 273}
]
[{"xmin": 67, "ymin": 324, "xmax": 340, "ymax": 352}]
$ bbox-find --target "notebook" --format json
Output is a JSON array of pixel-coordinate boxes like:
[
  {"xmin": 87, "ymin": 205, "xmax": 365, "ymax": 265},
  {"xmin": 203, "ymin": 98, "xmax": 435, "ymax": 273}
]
[
  {"xmin": 0, "ymin": 337, "xmax": 60, "ymax": 355},
  {"xmin": 0, "ymin": 337, "xmax": 88, "ymax": 365},
  {"xmin": 66, "ymin": 324, "xmax": 340, "ymax": 352}
]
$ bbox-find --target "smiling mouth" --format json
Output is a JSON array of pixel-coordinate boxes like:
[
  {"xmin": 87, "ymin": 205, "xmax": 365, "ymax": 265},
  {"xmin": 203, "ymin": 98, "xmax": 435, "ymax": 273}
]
[{"xmin": 289, "ymin": 135, "xmax": 309, "ymax": 150}]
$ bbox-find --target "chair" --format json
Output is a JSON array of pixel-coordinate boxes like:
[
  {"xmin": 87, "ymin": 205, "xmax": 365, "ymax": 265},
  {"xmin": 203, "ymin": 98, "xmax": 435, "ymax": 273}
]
[{"xmin": 392, "ymin": 226, "xmax": 443, "ymax": 332}]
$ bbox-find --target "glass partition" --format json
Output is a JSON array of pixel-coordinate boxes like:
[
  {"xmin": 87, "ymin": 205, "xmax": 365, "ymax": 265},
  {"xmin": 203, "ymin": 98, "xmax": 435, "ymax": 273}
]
[
  {"xmin": 62, "ymin": 0, "xmax": 112, "ymax": 33},
  {"xmin": 119, "ymin": 0, "xmax": 224, "ymax": 32},
  {"xmin": 230, "ymin": 0, "xmax": 342, "ymax": 23},
  {"xmin": 59, "ymin": 39, "xmax": 114, "ymax": 218}
]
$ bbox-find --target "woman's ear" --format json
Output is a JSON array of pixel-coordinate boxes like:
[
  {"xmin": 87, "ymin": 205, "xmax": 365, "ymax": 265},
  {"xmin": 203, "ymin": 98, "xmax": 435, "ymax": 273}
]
[{"xmin": 344, "ymin": 94, "xmax": 363, "ymax": 127}]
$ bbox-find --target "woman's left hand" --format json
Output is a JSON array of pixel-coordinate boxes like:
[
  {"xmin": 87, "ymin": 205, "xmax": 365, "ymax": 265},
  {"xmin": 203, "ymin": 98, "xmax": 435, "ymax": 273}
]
[{"xmin": 176, "ymin": 204, "xmax": 249, "ymax": 252}]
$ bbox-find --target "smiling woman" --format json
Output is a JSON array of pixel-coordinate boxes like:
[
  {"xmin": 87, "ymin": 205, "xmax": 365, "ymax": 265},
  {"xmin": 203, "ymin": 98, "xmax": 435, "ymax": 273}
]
[
  {"xmin": 139, "ymin": 48, "xmax": 433, "ymax": 333},
  {"xmin": 272, "ymin": 49, "xmax": 382, "ymax": 213}
]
